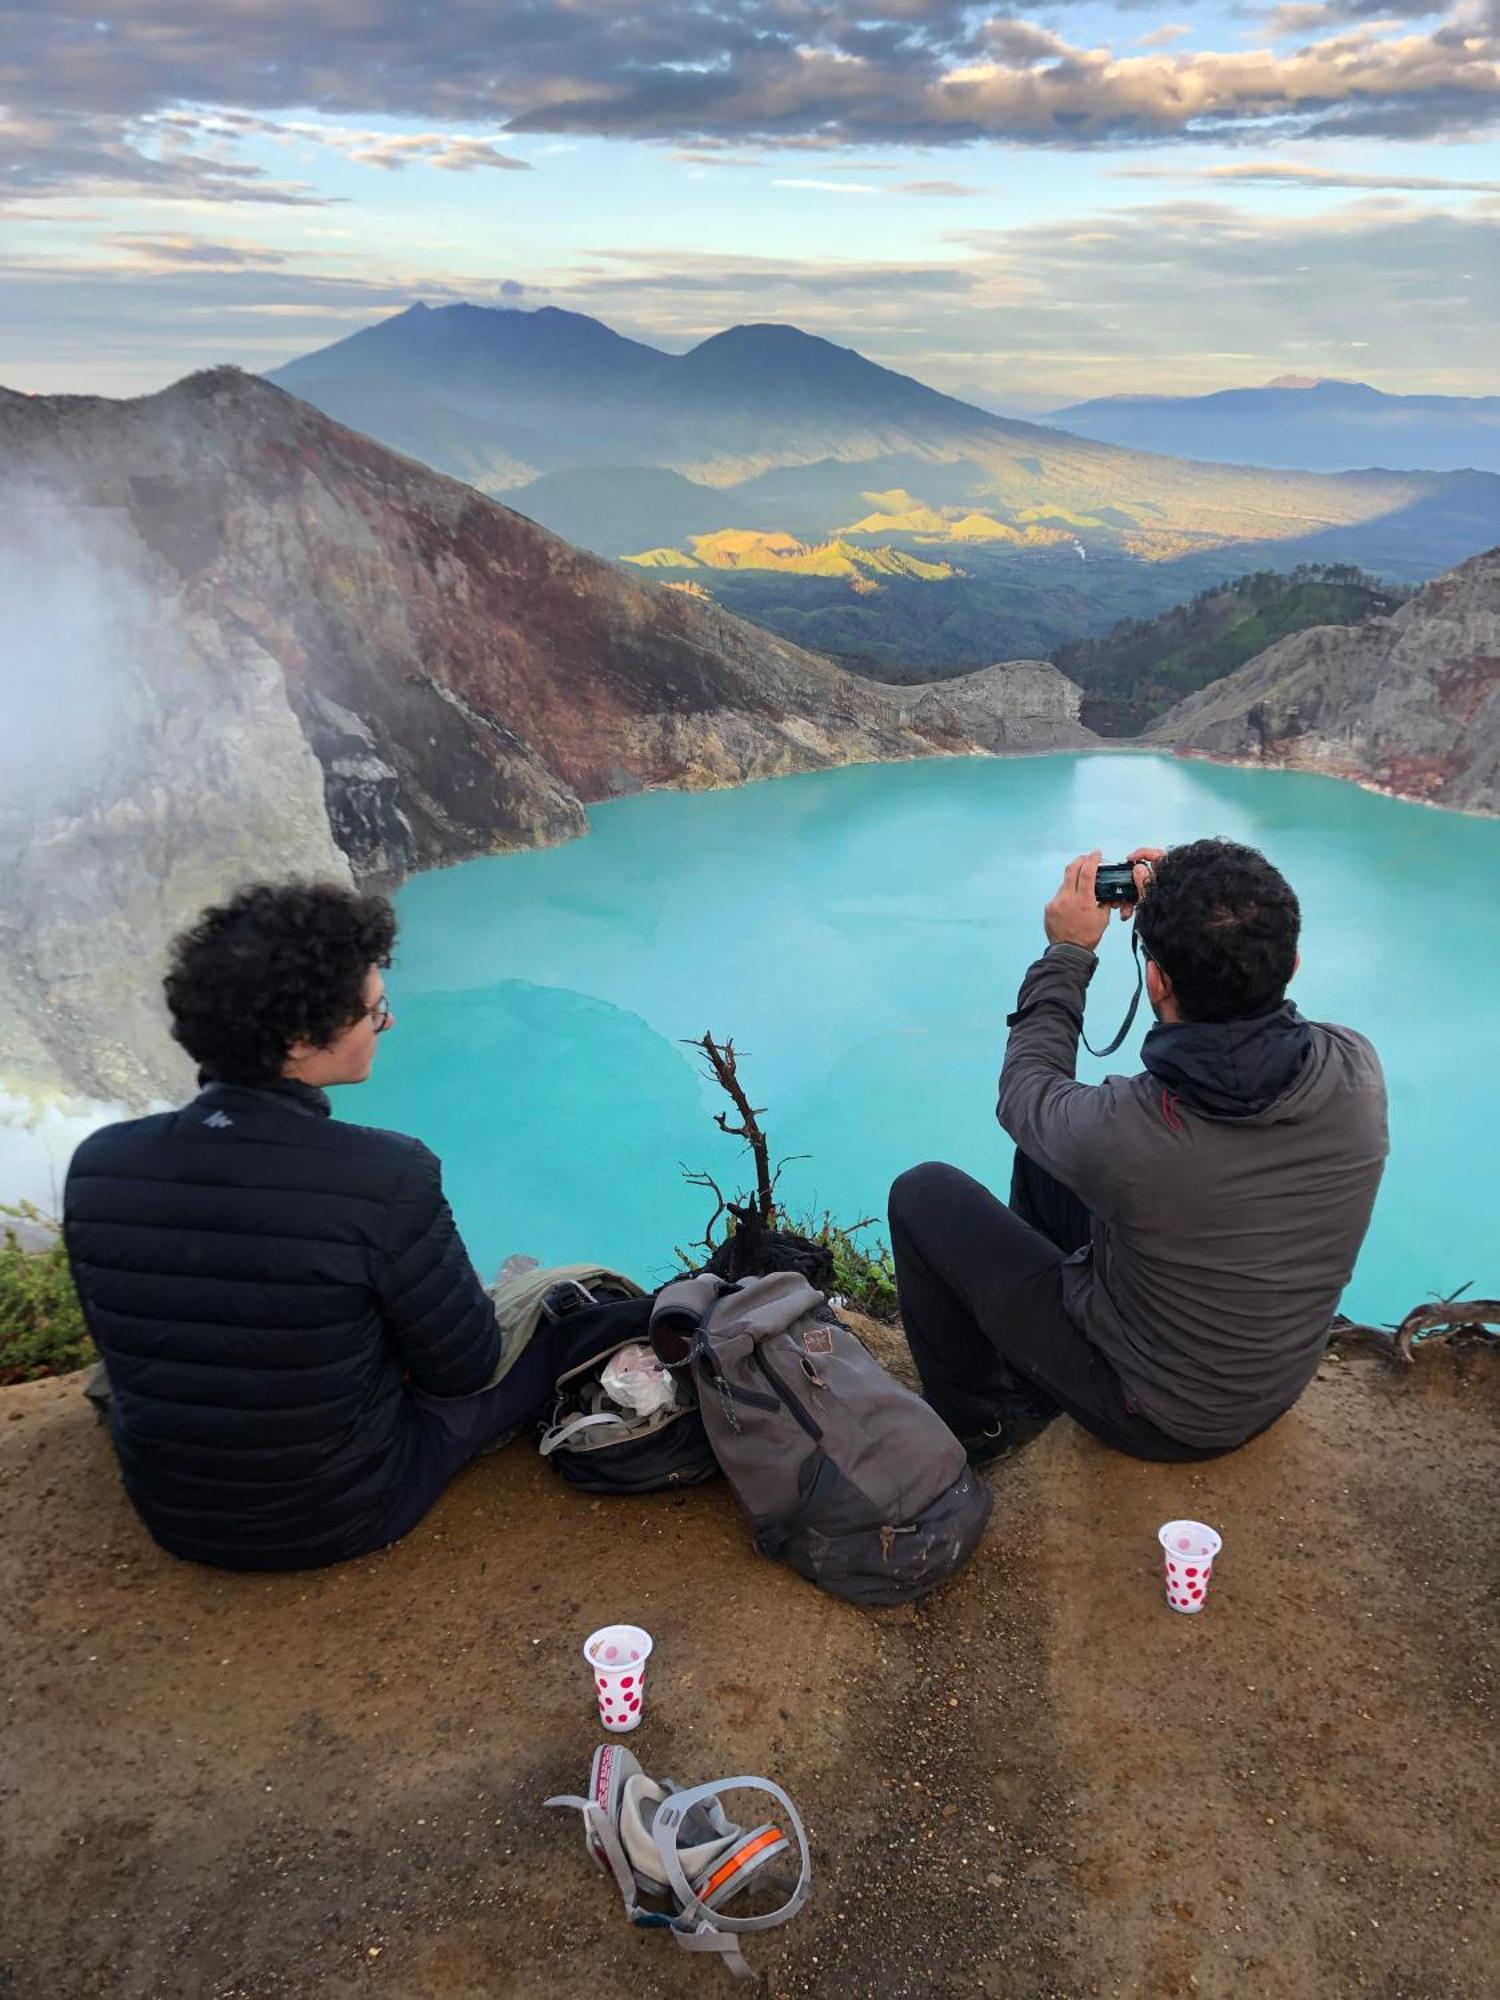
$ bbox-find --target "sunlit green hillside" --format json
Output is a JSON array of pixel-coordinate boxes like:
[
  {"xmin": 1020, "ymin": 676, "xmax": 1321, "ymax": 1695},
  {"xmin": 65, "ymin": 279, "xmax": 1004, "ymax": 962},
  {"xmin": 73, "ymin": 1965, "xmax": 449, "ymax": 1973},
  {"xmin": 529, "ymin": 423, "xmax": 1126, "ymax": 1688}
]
[{"xmin": 622, "ymin": 529, "xmax": 958, "ymax": 585}]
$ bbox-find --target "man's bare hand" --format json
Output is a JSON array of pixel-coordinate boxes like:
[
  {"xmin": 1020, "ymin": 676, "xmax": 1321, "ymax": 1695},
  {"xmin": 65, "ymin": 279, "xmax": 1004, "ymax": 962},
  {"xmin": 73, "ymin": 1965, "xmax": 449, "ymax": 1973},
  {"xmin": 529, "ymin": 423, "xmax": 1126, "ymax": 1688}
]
[
  {"xmin": 1044, "ymin": 851, "xmax": 1110, "ymax": 951},
  {"xmin": 1121, "ymin": 845, "xmax": 1166, "ymax": 921}
]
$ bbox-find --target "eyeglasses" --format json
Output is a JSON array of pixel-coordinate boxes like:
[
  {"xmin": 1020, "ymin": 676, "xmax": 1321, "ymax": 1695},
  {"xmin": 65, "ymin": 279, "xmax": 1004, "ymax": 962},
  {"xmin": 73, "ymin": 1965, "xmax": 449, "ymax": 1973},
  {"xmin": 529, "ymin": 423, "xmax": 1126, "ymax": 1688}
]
[{"xmin": 366, "ymin": 996, "xmax": 393, "ymax": 1033}]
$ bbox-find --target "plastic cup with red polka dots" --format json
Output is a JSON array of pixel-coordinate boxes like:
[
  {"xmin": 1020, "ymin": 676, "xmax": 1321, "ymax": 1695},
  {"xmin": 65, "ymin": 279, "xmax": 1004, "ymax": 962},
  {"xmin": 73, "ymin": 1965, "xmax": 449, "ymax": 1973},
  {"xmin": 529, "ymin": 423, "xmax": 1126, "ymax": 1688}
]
[
  {"xmin": 1158, "ymin": 1520, "xmax": 1222, "ymax": 1614},
  {"xmin": 583, "ymin": 1623, "xmax": 653, "ymax": 1732}
]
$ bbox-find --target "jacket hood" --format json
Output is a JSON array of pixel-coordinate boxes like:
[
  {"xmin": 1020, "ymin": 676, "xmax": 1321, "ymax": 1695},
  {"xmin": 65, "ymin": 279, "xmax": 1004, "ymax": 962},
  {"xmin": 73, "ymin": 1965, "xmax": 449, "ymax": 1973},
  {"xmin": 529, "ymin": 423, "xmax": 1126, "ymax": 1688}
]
[{"xmin": 1141, "ymin": 1002, "xmax": 1314, "ymax": 1120}]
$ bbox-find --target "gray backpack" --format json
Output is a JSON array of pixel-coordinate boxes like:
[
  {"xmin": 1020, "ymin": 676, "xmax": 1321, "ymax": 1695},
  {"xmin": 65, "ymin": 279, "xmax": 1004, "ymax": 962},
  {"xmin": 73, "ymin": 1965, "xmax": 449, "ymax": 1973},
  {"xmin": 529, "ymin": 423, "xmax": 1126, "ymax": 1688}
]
[{"xmin": 650, "ymin": 1272, "xmax": 992, "ymax": 1607}]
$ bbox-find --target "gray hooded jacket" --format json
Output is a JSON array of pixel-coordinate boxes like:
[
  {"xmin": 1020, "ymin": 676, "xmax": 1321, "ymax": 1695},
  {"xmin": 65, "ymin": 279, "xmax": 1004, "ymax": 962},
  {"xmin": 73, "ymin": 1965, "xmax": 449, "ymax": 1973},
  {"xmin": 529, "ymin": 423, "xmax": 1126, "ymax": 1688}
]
[{"xmin": 998, "ymin": 942, "xmax": 1389, "ymax": 1448}]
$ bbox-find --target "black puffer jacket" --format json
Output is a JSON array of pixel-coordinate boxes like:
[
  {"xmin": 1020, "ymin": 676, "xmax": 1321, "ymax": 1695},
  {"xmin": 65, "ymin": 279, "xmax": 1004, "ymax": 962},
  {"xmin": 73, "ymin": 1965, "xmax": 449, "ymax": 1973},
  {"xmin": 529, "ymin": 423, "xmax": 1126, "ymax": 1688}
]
[{"xmin": 64, "ymin": 1079, "xmax": 502, "ymax": 1570}]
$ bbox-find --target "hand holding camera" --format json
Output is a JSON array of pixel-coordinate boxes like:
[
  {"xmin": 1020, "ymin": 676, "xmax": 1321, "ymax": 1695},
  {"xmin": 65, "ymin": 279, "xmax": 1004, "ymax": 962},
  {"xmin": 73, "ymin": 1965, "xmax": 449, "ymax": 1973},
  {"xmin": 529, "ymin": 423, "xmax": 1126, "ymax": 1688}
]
[{"xmin": 1043, "ymin": 846, "xmax": 1164, "ymax": 951}]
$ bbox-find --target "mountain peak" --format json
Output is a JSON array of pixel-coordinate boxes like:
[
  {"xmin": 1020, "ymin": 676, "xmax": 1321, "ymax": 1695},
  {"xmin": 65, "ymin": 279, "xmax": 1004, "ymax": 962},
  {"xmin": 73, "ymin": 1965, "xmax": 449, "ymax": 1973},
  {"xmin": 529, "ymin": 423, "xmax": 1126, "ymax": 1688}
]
[
  {"xmin": 676, "ymin": 321, "xmax": 931, "ymax": 402},
  {"xmin": 270, "ymin": 299, "xmax": 669, "ymax": 393},
  {"xmin": 1264, "ymin": 374, "xmax": 1368, "ymax": 392},
  {"xmin": 686, "ymin": 322, "xmax": 851, "ymax": 360}
]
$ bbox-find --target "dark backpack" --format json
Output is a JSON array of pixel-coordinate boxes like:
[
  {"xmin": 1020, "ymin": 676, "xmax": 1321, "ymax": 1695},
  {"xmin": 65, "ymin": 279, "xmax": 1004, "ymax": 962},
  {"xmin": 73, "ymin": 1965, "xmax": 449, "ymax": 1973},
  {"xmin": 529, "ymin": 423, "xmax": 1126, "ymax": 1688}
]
[
  {"xmin": 650, "ymin": 1272, "xmax": 992, "ymax": 1607},
  {"xmin": 538, "ymin": 1292, "xmax": 720, "ymax": 1496}
]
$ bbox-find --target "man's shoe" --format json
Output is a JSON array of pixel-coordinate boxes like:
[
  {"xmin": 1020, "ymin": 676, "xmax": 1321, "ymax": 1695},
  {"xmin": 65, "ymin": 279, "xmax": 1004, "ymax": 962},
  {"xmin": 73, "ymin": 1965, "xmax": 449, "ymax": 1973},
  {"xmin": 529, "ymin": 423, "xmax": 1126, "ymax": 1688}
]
[{"xmin": 959, "ymin": 1407, "xmax": 1057, "ymax": 1466}]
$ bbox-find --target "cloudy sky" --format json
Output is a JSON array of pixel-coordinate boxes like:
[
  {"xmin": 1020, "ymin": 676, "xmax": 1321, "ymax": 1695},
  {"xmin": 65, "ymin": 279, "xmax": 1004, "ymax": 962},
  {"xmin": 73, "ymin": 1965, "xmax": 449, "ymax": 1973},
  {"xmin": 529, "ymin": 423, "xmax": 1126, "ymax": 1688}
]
[{"xmin": 3, "ymin": 0, "xmax": 1498, "ymax": 407}]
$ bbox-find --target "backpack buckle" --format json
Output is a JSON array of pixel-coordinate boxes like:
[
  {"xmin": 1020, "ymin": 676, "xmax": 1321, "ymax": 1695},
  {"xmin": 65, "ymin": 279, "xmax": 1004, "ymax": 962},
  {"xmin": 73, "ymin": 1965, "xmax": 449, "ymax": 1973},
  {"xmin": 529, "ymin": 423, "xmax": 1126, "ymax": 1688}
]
[{"xmin": 541, "ymin": 1279, "xmax": 598, "ymax": 1323}]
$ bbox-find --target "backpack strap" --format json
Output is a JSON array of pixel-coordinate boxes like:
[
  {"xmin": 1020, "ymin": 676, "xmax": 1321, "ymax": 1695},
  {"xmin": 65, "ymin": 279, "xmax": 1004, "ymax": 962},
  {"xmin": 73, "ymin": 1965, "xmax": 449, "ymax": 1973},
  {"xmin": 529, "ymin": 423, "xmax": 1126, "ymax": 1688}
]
[
  {"xmin": 537, "ymin": 1411, "xmax": 630, "ymax": 1457},
  {"xmin": 753, "ymin": 1453, "xmax": 839, "ymax": 1558}
]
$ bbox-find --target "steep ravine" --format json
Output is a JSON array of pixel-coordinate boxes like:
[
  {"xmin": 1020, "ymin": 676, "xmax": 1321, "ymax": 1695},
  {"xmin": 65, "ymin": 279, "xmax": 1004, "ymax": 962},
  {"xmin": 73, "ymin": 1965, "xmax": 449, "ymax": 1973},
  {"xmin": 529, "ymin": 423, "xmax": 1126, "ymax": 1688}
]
[{"xmin": 0, "ymin": 370, "xmax": 1090, "ymax": 1105}]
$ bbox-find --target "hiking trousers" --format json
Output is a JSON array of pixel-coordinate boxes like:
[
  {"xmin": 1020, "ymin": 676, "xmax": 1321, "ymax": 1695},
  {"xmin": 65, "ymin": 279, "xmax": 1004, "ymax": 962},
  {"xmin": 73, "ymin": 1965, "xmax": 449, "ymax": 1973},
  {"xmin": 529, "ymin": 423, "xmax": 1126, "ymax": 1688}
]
[
  {"xmin": 373, "ymin": 1326, "xmax": 555, "ymax": 1549},
  {"xmin": 887, "ymin": 1155, "xmax": 1232, "ymax": 1464}
]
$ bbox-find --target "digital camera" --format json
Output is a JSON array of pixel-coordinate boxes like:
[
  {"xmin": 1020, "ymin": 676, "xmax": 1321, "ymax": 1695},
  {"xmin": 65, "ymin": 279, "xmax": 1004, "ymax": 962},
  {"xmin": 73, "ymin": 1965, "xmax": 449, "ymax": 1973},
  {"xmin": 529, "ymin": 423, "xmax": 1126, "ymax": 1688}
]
[{"xmin": 1094, "ymin": 862, "xmax": 1140, "ymax": 906}]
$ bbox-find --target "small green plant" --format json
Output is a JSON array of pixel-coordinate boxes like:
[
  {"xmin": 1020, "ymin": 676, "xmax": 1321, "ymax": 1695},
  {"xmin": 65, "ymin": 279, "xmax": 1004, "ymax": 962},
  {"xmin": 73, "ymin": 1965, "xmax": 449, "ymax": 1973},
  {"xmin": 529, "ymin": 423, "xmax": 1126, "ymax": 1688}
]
[
  {"xmin": 785, "ymin": 1209, "xmax": 899, "ymax": 1322},
  {"xmin": 0, "ymin": 1203, "xmax": 94, "ymax": 1385}
]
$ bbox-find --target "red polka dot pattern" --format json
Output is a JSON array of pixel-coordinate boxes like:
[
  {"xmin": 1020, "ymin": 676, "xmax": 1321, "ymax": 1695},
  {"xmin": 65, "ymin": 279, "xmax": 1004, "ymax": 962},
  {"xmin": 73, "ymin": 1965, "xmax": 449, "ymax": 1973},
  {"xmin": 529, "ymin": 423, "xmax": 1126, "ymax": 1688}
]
[{"xmin": 595, "ymin": 1669, "xmax": 648, "ymax": 1728}]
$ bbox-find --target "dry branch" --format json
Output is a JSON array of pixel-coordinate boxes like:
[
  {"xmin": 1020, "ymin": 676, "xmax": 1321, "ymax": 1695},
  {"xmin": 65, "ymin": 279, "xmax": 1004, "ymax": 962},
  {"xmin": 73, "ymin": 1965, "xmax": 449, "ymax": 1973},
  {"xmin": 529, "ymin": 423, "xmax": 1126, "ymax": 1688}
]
[
  {"xmin": 1330, "ymin": 1295, "xmax": 1500, "ymax": 1366},
  {"xmin": 684, "ymin": 1033, "xmax": 774, "ymax": 1227}
]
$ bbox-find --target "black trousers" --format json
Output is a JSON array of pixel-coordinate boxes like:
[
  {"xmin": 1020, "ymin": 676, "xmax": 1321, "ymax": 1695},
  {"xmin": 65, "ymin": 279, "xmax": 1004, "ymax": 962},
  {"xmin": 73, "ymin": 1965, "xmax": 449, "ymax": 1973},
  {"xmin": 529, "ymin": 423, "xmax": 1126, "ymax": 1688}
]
[
  {"xmin": 372, "ymin": 1328, "xmax": 556, "ymax": 1550},
  {"xmin": 887, "ymin": 1154, "xmax": 1228, "ymax": 1464}
]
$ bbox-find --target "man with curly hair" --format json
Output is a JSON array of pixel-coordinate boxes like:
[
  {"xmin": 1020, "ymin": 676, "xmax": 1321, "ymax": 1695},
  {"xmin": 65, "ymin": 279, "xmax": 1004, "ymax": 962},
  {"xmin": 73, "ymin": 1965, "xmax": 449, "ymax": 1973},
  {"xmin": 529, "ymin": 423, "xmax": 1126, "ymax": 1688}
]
[
  {"xmin": 63, "ymin": 882, "xmax": 551, "ymax": 1570},
  {"xmin": 890, "ymin": 838, "xmax": 1388, "ymax": 1464}
]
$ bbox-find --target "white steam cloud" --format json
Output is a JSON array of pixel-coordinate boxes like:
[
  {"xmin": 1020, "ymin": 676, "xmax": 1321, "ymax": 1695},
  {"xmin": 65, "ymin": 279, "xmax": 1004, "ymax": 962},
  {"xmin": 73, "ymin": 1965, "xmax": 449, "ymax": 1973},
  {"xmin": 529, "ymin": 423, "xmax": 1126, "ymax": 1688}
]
[{"xmin": 0, "ymin": 488, "xmax": 163, "ymax": 822}]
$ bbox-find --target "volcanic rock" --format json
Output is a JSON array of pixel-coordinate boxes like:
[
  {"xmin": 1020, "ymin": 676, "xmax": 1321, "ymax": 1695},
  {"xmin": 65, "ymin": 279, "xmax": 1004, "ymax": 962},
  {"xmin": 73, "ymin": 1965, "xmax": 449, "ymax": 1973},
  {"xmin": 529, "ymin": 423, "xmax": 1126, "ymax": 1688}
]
[{"xmin": 1150, "ymin": 544, "xmax": 1500, "ymax": 813}]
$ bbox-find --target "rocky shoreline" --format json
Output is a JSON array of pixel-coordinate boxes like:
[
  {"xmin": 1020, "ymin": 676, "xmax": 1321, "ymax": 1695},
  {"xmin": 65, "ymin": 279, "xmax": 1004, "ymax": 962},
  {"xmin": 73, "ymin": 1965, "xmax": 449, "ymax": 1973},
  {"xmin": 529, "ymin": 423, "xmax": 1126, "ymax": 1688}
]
[{"xmin": 1152, "ymin": 743, "xmax": 1500, "ymax": 818}]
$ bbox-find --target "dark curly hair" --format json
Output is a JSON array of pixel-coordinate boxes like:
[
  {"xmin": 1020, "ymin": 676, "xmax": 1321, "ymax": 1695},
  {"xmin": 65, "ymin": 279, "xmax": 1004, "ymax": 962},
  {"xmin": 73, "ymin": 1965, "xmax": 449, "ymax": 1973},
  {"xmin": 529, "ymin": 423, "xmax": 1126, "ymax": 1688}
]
[
  {"xmin": 164, "ymin": 882, "xmax": 397, "ymax": 1085},
  {"xmin": 1134, "ymin": 838, "xmax": 1299, "ymax": 1023}
]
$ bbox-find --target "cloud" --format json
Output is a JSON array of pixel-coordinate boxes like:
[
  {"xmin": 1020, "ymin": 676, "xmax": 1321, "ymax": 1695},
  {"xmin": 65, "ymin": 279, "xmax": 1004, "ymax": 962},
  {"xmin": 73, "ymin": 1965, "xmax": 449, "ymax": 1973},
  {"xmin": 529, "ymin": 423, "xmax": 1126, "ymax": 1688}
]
[
  {"xmin": 4, "ymin": 1, "xmax": 1499, "ymax": 171},
  {"xmin": 933, "ymin": 196, "xmax": 1499, "ymax": 388},
  {"xmin": 0, "ymin": 109, "xmax": 335, "ymax": 209},
  {"xmin": 263, "ymin": 124, "xmax": 531, "ymax": 173},
  {"xmin": 893, "ymin": 178, "xmax": 984, "ymax": 195},
  {"xmin": 545, "ymin": 197, "xmax": 1500, "ymax": 400},
  {"xmin": 0, "ymin": 105, "xmax": 526, "ymax": 213},
  {"xmin": 0, "ymin": 250, "xmax": 477, "ymax": 393},
  {"xmin": 1264, "ymin": 0, "xmax": 1449, "ymax": 20},
  {"xmin": 1135, "ymin": 23, "xmax": 1195, "ymax": 49},
  {"xmin": 1120, "ymin": 159, "xmax": 1500, "ymax": 191},
  {"xmin": 669, "ymin": 149, "xmax": 773, "ymax": 168},
  {"xmin": 772, "ymin": 177, "xmax": 880, "ymax": 192},
  {"xmin": 1262, "ymin": 3, "xmax": 1342, "ymax": 32},
  {"xmin": 567, "ymin": 247, "xmax": 978, "ymax": 300},
  {"xmin": 6, "ymin": 191, "xmax": 1498, "ymax": 404},
  {"xmin": 101, "ymin": 233, "xmax": 292, "ymax": 269}
]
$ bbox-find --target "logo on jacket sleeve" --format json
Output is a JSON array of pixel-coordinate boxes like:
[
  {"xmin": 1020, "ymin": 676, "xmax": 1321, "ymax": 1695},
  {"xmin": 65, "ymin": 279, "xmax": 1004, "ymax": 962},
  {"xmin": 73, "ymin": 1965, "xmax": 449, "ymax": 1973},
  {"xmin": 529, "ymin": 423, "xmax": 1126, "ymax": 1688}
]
[{"xmin": 203, "ymin": 1111, "xmax": 234, "ymax": 1129}]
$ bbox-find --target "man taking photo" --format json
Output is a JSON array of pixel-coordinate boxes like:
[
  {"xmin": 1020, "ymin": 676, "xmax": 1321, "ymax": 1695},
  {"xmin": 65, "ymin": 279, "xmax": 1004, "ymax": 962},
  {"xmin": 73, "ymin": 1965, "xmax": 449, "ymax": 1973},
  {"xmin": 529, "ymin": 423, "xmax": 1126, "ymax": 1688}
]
[{"xmin": 889, "ymin": 837, "xmax": 1389, "ymax": 1463}]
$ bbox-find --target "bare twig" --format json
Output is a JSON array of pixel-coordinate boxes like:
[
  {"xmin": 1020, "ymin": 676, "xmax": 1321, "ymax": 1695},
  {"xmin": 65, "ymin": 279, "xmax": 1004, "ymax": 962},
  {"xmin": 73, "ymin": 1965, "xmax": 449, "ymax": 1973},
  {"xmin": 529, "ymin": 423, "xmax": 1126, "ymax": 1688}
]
[
  {"xmin": 684, "ymin": 1033, "xmax": 775, "ymax": 1227},
  {"xmin": 1329, "ymin": 1296, "xmax": 1500, "ymax": 1367},
  {"xmin": 679, "ymin": 1165, "xmax": 729, "ymax": 1256}
]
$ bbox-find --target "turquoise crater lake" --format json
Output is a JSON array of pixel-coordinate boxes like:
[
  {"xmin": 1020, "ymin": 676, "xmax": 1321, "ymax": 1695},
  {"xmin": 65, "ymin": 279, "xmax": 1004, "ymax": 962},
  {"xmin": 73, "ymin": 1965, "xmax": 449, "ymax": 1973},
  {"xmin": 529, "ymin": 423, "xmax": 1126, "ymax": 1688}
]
[{"xmin": 356, "ymin": 752, "xmax": 1500, "ymax": 1325}]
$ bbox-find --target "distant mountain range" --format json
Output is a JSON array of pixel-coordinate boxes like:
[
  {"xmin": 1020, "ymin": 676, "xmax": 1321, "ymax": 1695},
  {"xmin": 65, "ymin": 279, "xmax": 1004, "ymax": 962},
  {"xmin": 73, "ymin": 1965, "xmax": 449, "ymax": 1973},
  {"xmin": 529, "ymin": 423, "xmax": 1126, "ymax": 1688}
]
[
  {"xmin": 1045, "ymin": 379, "xmax": 1500, "ymax": 476},
  {"xmin": 268, "ymin": 306, "xmax": 1500, "ymax": 578}
]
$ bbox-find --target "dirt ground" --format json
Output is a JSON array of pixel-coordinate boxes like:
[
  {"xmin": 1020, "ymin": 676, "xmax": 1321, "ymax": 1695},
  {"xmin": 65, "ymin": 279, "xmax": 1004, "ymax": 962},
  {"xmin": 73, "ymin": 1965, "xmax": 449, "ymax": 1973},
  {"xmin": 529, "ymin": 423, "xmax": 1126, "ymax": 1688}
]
[{"xmin": 1, "ymin": 1327, "xmax": 1495, "ymax": 2000}]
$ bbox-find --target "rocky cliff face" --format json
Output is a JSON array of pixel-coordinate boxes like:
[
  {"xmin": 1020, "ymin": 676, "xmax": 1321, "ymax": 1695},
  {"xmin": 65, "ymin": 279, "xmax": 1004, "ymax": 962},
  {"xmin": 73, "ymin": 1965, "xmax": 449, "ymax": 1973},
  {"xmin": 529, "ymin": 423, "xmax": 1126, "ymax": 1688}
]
[
  {"xmin": 0, "ymin": 369, "xmax": 1090, "ymax": 1104},
  {"xmin": 1149, "ymin": 546, "xmax": 1500, "ymax": 814}
]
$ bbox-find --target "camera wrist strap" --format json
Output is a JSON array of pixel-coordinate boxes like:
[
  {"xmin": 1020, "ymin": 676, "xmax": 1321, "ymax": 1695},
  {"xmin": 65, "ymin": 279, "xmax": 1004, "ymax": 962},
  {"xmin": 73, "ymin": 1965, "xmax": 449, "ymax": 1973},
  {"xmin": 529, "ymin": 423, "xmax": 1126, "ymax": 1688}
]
[
  {"xmin": 1006, "ymin": 928, "xmax": 1146, "ymax": 1060},
  {"xmin": 1081, "ymin": 928, "xmax": 1146, "ymax": 1059}
]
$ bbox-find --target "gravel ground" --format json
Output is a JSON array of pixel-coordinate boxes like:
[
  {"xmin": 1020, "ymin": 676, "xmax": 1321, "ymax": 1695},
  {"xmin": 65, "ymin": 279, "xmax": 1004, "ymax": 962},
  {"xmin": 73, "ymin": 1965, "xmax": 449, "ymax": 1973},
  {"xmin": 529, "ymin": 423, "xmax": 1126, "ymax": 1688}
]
[{"xmin": 1, "ymin": 1327, "xmax": 1494, "ymax": 2000}]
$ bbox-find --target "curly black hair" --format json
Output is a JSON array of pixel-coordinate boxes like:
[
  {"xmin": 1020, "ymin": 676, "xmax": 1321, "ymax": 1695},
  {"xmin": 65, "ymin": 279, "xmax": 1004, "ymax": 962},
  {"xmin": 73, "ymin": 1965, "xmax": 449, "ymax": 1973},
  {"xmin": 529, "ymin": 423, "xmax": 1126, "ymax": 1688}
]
[
  {"xmin": 1133, "ymin": 838, "xmax": 1300, "ymax": 1023},
  {"xmin": 164, "ymin": 882, "xmax": 397, "ymax": 1085}
]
